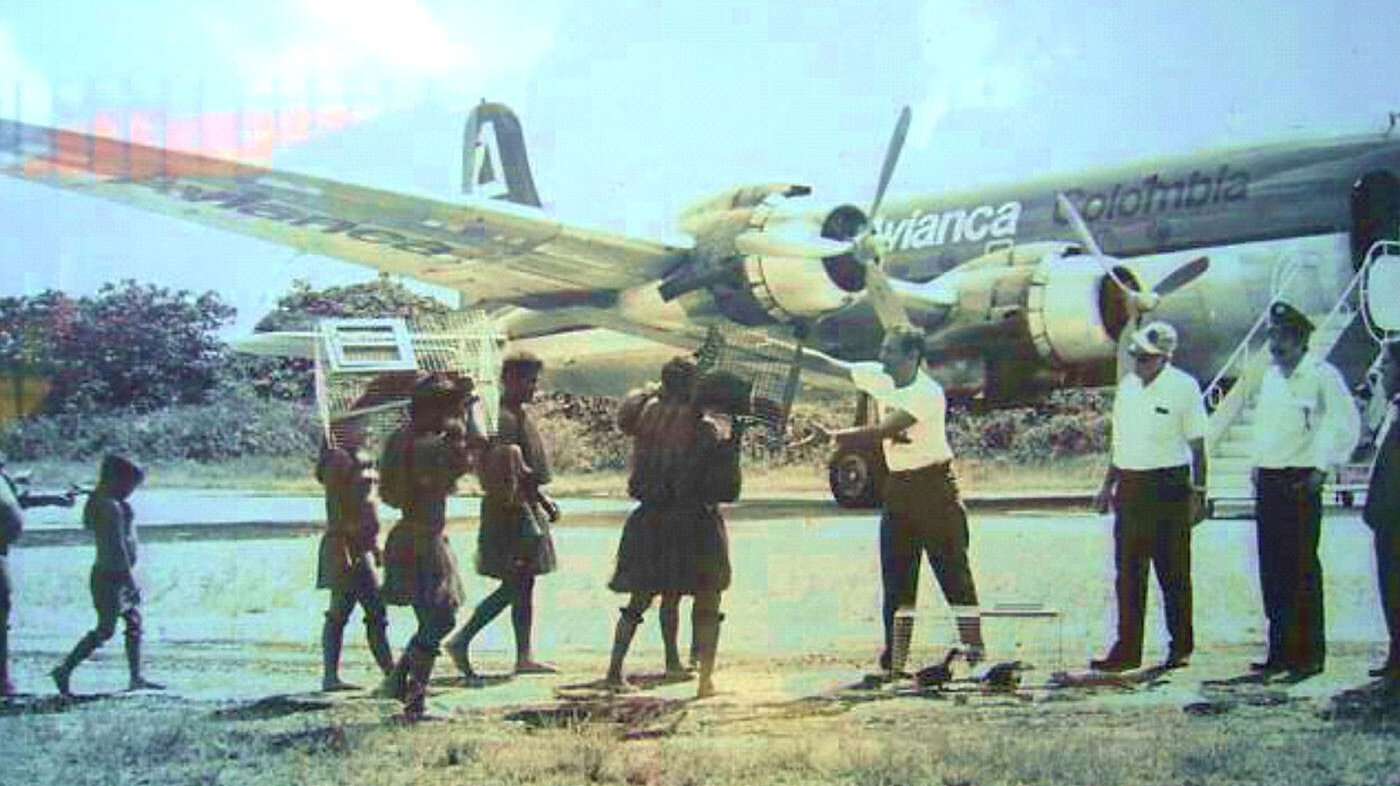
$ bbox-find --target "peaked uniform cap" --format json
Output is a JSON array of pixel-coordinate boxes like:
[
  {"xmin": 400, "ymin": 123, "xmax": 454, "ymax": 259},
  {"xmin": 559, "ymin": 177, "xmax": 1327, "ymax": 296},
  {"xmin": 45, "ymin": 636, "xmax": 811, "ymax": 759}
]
[{"xmin": 1268, "ymin": 301, "xmax": 1313, "ymax": 335}]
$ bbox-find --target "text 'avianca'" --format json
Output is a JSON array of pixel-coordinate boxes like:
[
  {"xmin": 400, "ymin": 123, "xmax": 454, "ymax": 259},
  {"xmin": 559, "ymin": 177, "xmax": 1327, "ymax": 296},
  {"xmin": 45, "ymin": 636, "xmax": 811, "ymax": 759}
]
[{"xmin": 871, "ymin": 202, "xmax": 1022, "ymax": 252}]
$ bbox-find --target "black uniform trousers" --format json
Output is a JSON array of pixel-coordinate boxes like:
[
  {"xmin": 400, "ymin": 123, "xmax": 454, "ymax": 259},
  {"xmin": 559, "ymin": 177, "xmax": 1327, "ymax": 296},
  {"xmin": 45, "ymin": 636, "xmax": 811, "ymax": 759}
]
[
  {"xmin": 1110, "ymin": 466, "xmax": 1193, "ymax": 662},
  {"xmin": 1255, "ymin": 467, "xmax": 1325, "ymax": 670},
  {"xmin": 879, "ymin": 461, "xmax": 979, "ymax": 656},
  {"xmin": 1374, "ymin": 527, "xmax": 1400, "ymax": 666}
]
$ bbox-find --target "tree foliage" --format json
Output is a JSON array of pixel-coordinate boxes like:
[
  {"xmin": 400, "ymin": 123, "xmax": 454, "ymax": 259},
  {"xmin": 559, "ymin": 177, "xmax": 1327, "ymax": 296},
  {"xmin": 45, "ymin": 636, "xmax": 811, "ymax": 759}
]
[
  {"xmin": 0, "ymin": 280, "xmax": 234, "ymax": 414},
  {"xmin": 254, "ymin": 274, "xmax": 450, "ymax": 331}
]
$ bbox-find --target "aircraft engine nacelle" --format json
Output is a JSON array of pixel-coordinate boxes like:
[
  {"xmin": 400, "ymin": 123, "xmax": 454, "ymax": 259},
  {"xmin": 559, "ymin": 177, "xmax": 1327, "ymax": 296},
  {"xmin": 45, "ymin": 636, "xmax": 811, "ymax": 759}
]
[
  {"xmin": 1023, "ymin": 252, "xmax": 1140, "ymax": 365},
  {"xmin": 728, "ymin": 253, "xmax": 861, "ymax": 323},
  {"xmin": 662, "ymin": 188, "xmax": 871, "ymax": 327}
]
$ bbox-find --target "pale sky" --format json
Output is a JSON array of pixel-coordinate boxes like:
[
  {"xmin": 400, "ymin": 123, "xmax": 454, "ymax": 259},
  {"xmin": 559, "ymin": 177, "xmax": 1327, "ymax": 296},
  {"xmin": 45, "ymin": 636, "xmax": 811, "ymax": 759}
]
[{"xmin": 2, "ymin": 0, "xmax": 1398, "ymax": 335}]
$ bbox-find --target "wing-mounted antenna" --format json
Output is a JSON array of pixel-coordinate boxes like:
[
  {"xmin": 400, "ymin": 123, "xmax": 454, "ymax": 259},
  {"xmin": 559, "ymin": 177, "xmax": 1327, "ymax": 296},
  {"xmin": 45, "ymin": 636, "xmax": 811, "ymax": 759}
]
[{"xmin": 463, "ymin": 100, "xmax": 542, "ymax": 207}]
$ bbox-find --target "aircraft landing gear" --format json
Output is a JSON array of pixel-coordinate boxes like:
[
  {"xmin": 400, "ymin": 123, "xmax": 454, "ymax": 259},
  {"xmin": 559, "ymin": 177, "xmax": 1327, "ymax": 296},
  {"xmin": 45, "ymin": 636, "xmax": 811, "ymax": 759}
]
[{"xmin": 826, "ymin": 390, "xmax": 888, "ymax": 508}]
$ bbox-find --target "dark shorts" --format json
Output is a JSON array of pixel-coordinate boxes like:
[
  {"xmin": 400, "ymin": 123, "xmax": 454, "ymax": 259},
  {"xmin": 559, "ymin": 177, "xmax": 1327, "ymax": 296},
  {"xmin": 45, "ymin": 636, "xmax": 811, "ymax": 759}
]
[{"xmin": 91, "ymin": 568, "xmax": 141, "ymax": 619}]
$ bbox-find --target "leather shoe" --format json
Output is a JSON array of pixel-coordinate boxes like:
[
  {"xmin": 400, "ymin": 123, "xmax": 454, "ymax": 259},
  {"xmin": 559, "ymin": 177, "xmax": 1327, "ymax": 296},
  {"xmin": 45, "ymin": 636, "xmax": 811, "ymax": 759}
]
[
  {"xmin": 1278, "ymin": 663, "xmax": 1323, "ymax": 682},
  {"xmin": 1160, "ymin": 652, "xmax": 1191, "ymax": 670},
  {"xmin": 1368, "ymin": 663, "xmax": 1400, "ymax": 679},
  {"xmin": 1249, "ymin": 659, "xmax": 1284, "ymax": 674},
  {"xmin": 1089, "ymin": 656, "xmax": 1141, "ymax": 673}
]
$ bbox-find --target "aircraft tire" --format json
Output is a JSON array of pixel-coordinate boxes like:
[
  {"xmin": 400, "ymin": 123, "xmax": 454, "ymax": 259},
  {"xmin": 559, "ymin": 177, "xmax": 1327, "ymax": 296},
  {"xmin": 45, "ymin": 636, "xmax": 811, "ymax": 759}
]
[{"xmin": 828, "ymin": 448, "xmax": 886, "ymax": 509}]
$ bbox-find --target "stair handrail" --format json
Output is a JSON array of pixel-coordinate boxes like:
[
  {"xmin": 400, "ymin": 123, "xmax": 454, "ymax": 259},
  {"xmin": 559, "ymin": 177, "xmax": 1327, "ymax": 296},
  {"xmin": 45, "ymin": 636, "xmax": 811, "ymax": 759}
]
[
  {"xmin": 1360, "ymin": 239, "xmax": 1400, "ymax": 344},
  {"xmin": 1204, "ymin": 251, "xmax": 1370, "ymax": 453},
  {"xmin": 1201, "ymin": 252, "xmax": 1312, "ymax": 411},
  {"xmin": 1304, "ymin": 246, "xmax": 1371, "ymax": 362}
]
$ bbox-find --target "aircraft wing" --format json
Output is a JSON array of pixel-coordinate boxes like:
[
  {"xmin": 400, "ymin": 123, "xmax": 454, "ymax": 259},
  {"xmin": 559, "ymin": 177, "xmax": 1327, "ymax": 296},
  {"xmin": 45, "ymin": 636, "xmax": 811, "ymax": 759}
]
[{"xmin": 0, "ymin": 120, "xmax": 687, "ymax": 307}]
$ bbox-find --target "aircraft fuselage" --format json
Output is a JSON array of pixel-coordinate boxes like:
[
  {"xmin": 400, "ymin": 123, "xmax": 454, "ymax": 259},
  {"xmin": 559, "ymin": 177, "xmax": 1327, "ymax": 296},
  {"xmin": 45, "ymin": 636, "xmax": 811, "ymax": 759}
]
[{"xmin": 796, "ymin": 132, "xmax": 1400, "ymax": 402}]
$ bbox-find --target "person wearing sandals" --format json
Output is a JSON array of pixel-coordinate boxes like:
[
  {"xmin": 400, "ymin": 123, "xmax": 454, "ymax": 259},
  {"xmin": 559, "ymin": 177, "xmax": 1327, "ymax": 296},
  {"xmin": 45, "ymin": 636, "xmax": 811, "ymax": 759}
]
[
  {"xmin": 603, "ymin": 364, "xmax": 745, "ymax": 699},
  {"xmin": 446, "ymin": 352, "xmax": 561, "ymax": 682}
]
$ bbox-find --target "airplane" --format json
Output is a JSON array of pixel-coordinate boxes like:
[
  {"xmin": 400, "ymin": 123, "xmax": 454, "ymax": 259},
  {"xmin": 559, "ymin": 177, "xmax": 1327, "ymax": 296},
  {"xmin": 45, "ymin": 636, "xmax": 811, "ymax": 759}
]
[{"xmin": 3, "ymin": 101, "xmax": 1399, "ymax": 507}]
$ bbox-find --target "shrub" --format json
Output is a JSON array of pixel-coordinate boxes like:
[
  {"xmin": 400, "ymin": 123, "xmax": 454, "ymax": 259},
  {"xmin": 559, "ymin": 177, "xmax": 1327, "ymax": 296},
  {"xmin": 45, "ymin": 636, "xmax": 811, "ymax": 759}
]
[
  {"xmin": 0, "ymin": 281, "xmax": 235, "ymax": 414},
  {"xmin": 0, "ymin": 383, "xmax": 319, "ymax": 463}
]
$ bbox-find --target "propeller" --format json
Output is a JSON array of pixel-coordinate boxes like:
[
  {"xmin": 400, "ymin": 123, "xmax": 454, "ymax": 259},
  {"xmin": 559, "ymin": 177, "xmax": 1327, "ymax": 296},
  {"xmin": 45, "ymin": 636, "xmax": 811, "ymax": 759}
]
[
  {"xmin": 854, "ymin": 106, "xmax": 915, "ymax": 331},
  {"xmin": 1054, "ymin": 192, "xmax": 1210, "ymax": 378}
]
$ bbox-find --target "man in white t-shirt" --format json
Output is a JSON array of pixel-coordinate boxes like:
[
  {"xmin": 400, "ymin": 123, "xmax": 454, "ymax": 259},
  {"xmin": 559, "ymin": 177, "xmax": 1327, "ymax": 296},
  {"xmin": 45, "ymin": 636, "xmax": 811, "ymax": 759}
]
[
  {"xmin": 1090, "ymin": 321, "xmax": 1208, "ymax": 673},
  {"xmin": 828, "ymin": 326, "xmax": 984, "ymax": 675},
  {"xmin": 1248, "ymin": 301, "xmax": 1360, "ymax": 680}
]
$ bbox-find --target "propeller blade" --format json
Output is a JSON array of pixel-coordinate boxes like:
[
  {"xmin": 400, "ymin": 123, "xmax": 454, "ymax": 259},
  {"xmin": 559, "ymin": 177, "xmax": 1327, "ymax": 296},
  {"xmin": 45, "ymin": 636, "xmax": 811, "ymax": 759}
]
[
  {"xmin": 1054, "ymin": 192, "xmax": 1140, "ymax": 297},
  {"xmin": 863, "ymin": 263, "xmax": 915, "ymax": 331},
  {"xmin": 868, "ymin": 105, "xmax": 911, "ymax": 219},
  {"xmin": 733, "ymin": 230, "xmax": 852, "ymax": 259},
  {"xmin": 1055, "ymin": 192, "xmax": 1104, "ymax": 258},
  {"xmin": 1152, "ymin": 255, "xmax": 1210, "ymax": 297}
]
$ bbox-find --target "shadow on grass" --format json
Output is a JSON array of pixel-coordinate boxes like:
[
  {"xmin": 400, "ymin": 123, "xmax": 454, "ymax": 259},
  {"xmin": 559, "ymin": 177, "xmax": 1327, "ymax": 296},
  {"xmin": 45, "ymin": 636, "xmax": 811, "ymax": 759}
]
[
  {"xmin": 210, "ymin": 694, "xmax": 334, "ymax": 721},
  {"xmin": 1320, "ymin": 679, "xmax": 1400, "ymax": 726},
  {"xmin": 0, "ymin": 692, "xmax": 115, "ymax": 716},
  {"xmin": 430, "ymin": 672, "xmax": 514, "ymax": 689},
  {"xmin": 505, "ymin": 694, "xmax": 689, "ymax": 739}
]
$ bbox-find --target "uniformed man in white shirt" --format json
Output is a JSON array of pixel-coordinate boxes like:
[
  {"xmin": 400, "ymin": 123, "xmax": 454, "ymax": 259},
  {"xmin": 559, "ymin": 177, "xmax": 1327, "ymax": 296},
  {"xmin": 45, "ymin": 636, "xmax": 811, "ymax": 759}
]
[
  {"xmin": 1249, "ymin": 301, "xmax": 1361, "ymax": 680},
  {"xmin": 829, "ymin": 326, "xmax": 984, "ymax": 675},
  {"xmin": 1090, "ymin": 321, "xmax": 1208, "ymax": 672}
]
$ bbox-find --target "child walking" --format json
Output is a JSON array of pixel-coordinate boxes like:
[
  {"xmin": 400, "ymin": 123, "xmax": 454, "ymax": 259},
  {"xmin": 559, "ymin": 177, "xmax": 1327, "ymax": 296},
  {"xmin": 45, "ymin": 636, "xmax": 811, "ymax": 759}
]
[{"xmin": 51, "ymin": 454, "xmax": 163, "ymax": 695}]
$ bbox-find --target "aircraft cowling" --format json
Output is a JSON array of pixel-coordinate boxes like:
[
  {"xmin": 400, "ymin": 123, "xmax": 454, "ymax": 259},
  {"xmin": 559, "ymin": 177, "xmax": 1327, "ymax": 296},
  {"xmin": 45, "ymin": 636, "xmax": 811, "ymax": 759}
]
[
  {"xmin": 914, "ymin": 245, "xmax": 1141, "ymax": 402},
  {"xmin": 1023, "ymin": 252, "xmax": 1140, "ymax": 365},
  {"xmin": 728, "ymin": 253, "xmax": 862, "ymax": 323},
  {"xmin": 664, "ymin": 191, "xmax": 871, "ymax": 327}
]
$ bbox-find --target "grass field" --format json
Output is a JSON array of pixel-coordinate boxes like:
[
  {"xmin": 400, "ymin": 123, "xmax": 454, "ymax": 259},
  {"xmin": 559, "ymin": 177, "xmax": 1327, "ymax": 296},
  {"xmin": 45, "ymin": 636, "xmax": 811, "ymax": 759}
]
[{"xmin": 5, "ymin": 503, "xmax": 1400, "ymax": 785}]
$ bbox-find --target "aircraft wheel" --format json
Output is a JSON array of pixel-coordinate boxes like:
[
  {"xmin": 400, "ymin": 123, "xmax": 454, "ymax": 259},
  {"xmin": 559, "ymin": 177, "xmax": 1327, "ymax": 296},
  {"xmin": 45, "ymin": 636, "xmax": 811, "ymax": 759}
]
[{"xmin": 828, "ymin": 448, "xmax": 886, "ymax": 508}]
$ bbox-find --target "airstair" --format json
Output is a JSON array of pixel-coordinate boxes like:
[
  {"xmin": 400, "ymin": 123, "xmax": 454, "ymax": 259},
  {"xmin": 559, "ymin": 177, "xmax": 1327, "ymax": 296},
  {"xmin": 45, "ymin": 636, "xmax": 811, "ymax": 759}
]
[{"xmin": 1201, "ymin": 246, "xmax": 1389, "ymax": 518}]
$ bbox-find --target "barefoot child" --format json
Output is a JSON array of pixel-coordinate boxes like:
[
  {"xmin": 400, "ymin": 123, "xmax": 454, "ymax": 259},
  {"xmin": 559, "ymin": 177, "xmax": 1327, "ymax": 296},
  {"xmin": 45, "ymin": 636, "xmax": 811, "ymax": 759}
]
[
  {"xmin": 315, "ymin": 441, "xmax": 395, "ymax": 691},
  {"xmin": 51, "ymin": 454, "xmax": 162, "ymax": 696}
]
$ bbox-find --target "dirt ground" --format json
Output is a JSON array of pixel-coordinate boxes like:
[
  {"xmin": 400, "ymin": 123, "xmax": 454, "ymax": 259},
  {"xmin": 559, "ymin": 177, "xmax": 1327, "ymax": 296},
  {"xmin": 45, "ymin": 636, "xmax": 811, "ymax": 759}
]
[{"xmin": 4, "ymin": 501, "xmax": 1400, "ymax": 783}]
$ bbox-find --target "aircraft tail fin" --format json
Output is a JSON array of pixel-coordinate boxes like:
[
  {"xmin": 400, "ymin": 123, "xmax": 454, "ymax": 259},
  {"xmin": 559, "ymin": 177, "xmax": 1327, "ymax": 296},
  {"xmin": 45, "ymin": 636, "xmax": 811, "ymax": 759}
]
[{"xmin": 463, "ymin": 100, "xmax": 541, "ymax": 207}]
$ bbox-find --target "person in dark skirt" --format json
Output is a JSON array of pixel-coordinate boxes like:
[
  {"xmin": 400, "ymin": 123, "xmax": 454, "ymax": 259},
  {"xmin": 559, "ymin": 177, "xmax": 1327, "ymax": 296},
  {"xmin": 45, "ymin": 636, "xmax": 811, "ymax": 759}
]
[
  {"xmin": 51, "ymin": 454, "xmax": 162, "ymax": 696},
  {"xmin": 314, "ymin": 438, "xmax": 395, "ymax": 691},
  {"xmin": 446, "ymin": 352, "xmax": 561, "ymax": 681},
  {"xmin": 604, "ymin": 367, "xmax": 745, "ymax": 699},
  {"xmin": 613, "ymin": 357, "xmax": 702, "ymax": 679},
  {"xmin": 375, "ymin": 373, "xmax": 481, "ymax": 720}
]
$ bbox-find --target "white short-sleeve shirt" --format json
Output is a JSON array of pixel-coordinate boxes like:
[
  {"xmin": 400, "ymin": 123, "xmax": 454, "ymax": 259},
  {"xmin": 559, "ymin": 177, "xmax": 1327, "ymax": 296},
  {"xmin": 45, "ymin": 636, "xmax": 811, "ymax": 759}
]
[
  {"xmin": 848, "ymin": 363, "xmax": 954, "ymax": 472},
  {"xmin": 1111, "ymin": 363, "xmax": 1208, "ymax": 470}
]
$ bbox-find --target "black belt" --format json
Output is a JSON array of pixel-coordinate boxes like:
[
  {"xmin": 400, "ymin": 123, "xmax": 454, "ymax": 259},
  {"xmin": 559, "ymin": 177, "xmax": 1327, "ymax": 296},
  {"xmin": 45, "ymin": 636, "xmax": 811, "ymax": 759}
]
[
  {"xmin": 889, "ymin": 460, "xmax": 952, "ymax": 479},
  {"xmin": 1119, "ymin": 465, "xmax": 1188, "ymax": 477}
]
